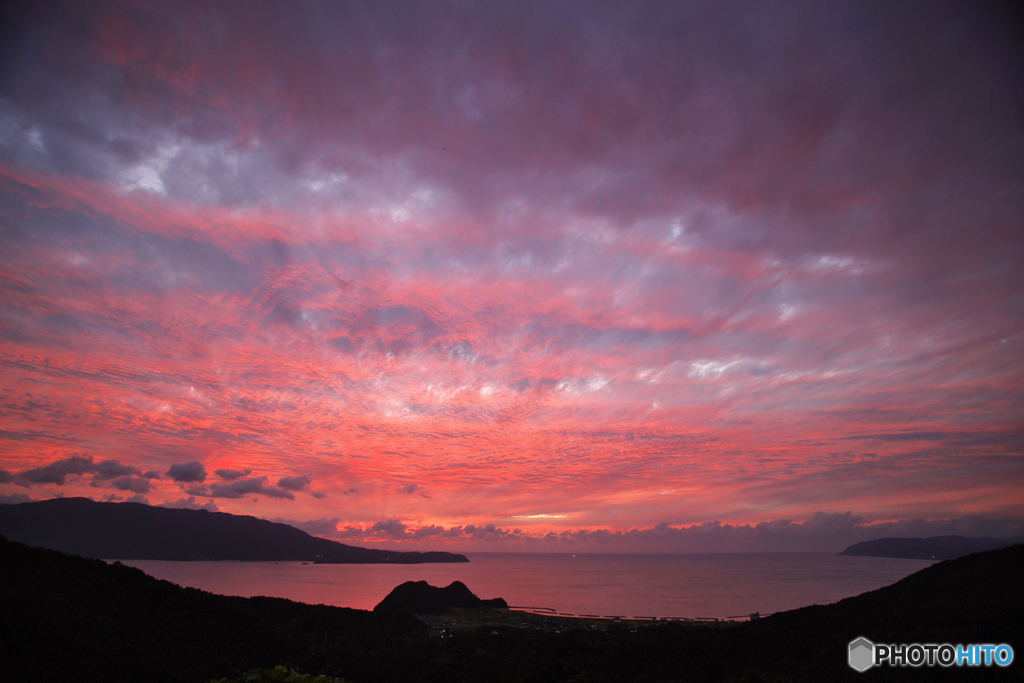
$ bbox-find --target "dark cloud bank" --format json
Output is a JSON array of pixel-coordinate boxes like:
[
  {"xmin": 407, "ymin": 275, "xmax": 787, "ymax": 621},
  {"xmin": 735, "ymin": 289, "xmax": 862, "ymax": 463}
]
[{"xmin": 293, "ymin": 510, "xmax": 1024, "ymax": 553}]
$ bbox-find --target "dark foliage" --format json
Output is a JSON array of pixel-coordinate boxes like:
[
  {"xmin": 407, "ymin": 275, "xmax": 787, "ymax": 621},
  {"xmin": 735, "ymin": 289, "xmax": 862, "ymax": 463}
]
[
  {"xmin": 0, "ymin": 498, "xmax": 467, "ymax": 562},
  {"xmin": 1, "ymin": 534, "xmax": 1020, "ymax": 683},
  {"xmin": 0, "ymin": 534, "xmax": 431, "ymax": 683}
]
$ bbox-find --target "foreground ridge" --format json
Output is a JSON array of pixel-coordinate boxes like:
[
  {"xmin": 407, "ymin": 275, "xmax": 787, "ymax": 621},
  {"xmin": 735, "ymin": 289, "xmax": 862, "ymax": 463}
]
[{"xmin": 1, "ymin": 535, "xmax": 1020, "ymax": 682}]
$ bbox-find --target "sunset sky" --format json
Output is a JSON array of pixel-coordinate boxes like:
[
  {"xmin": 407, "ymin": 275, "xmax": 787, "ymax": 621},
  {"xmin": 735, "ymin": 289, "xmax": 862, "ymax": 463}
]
[{"xmin": 1, "ymin": 0, "xmax": 1022, "ymax": 552}]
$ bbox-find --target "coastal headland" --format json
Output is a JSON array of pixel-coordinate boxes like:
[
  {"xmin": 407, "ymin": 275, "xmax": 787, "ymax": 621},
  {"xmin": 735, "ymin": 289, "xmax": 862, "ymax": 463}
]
[
  {"xmin": 0, "ymin": 498, "xmax": 468, "ymax": 563},
  {"xmin": 839, "ymin": 535, "xmax": 1024, "ymax": 560}
]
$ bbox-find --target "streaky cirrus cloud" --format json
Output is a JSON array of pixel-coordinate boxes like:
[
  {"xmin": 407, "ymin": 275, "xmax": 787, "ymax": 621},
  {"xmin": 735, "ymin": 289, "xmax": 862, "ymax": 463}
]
[{"xmin": 0, "ymin": 0, "xmax": 1022, "ymax": 547}]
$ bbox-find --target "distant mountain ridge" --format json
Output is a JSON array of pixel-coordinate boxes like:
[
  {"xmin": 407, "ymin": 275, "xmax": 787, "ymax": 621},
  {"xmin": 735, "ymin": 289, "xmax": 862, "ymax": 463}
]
[
  {"xmin": 839, "ymin": 534, "xmax": 1024, "ymax": 560},
  {"xmin": 0, "ymin": 497, "xmax": 468, "ymax": 563}
]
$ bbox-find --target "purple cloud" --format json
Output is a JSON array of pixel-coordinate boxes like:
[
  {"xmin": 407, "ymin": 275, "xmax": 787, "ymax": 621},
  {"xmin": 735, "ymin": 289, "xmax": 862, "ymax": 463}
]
[
  {"xmin": 0, "ymin": 493, "xmax": 35, "ymax": 505},
  {"xmin": 205, "ymin": 476, "xmax": 295, "ymax": 500},
  {"xmin": 276, "ymin": 475, "xmax": 311, "ymax": 491},
  {"xmin": 17, "ymin": 455, "xmax": 95, "ymax": 486},
  {"xmin": 166, "ymin": 461, "xmax": 207, "ymax": 483},
  {"xmin": 110, "ymin": 475, "xmax": 151, "ymax": 494},
  {"xmin": 370, "ymin": 519, "xmax": 409, "ymax": 539},
  {"xmin": 268, "ymin": 517, "xmax": 341, "ymax": 537},
  {"xmin": 93, "ymin": 459, "xmax": 143, "ymax": 480},
  {"xmin": 159, "ymin": 496, "xmax": 219, "ymax": 512},
  {"xmin": 215, "ymin": 468, "xmax": 252, "ymax": 481}
]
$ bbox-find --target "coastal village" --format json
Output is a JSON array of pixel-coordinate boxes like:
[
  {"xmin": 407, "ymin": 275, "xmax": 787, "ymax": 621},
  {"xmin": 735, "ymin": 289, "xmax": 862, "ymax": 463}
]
[
  {"xmin": 414, "ymin": 605, "xmax": 761, "ymax": 637},
  {"xmin": 371, "ymin": 578, "xmax": 763, "ymax": 637}
]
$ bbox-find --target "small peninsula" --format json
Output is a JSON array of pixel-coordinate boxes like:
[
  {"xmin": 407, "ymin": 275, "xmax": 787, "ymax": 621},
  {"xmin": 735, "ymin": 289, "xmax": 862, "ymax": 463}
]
[{"xmin": 0, "ymin": 498, "xmax": 468, "ymax": 563}]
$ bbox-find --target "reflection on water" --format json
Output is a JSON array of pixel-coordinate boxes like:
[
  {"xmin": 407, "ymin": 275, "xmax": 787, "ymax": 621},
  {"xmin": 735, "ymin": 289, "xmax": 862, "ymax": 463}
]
[{"xmin": 118, "ymin": 552, "xmax": 934, "ymax": 620}]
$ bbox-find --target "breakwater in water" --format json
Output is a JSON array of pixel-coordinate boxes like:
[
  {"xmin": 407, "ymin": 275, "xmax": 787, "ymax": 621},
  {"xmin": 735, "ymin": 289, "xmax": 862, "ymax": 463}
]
[{"xmin": 508, "ymin": 605, "xmax": 768, "ymax": 622}]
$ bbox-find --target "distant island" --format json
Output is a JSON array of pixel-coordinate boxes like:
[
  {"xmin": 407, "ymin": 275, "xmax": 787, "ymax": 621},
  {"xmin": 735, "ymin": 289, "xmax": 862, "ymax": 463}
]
[
  {"xmin": 839, "ymin": 534, "xmax": 1024, "ymax": 560},
  {"xmin": 0, "ymin": 497, "xmax": 468, "ymax": 563}
]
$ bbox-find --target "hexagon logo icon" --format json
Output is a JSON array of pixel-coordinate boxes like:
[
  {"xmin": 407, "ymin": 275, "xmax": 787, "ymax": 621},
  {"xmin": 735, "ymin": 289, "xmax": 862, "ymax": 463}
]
[{"xmin": 849, "ymin": 637, "xmax": 875, "ymax": 672}]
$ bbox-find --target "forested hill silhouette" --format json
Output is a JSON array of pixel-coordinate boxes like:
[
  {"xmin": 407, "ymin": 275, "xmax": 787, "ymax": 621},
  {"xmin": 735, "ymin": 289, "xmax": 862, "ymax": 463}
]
[
  {"xmin": 839, "ymin": 535, "xmax": 1024, "ymax": 560},
  {"xmin": 0, "ymin": 497, "xmax": 468, "ymax": 563}
]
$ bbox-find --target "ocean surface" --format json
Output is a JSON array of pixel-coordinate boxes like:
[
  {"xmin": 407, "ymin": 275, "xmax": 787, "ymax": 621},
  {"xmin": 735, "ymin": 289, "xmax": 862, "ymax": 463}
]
[{"xmin": 118, "ymin": 552, "xmax": 934, "ymax": 620}]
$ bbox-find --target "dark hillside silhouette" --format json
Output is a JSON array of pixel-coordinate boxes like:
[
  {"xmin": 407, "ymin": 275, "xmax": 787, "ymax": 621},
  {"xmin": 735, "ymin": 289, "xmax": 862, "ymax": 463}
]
[
  {"xmin": 0, "ymin": 534, "xmax": 429, "ymax": 683},
  {"xmin": 0, "ymin": 498, "xmax": 467, "ymax": 562},
  {"xmin": 1, "ymin": 533, "xmax": 1020, "ymax": 682}
]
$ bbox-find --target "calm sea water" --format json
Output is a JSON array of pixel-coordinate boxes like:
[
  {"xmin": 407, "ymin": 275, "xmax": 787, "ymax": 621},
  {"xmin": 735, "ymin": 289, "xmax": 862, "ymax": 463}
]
[{"xmin": 118, "ymin": 552, "xmax": 934, "ymax": 620}]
